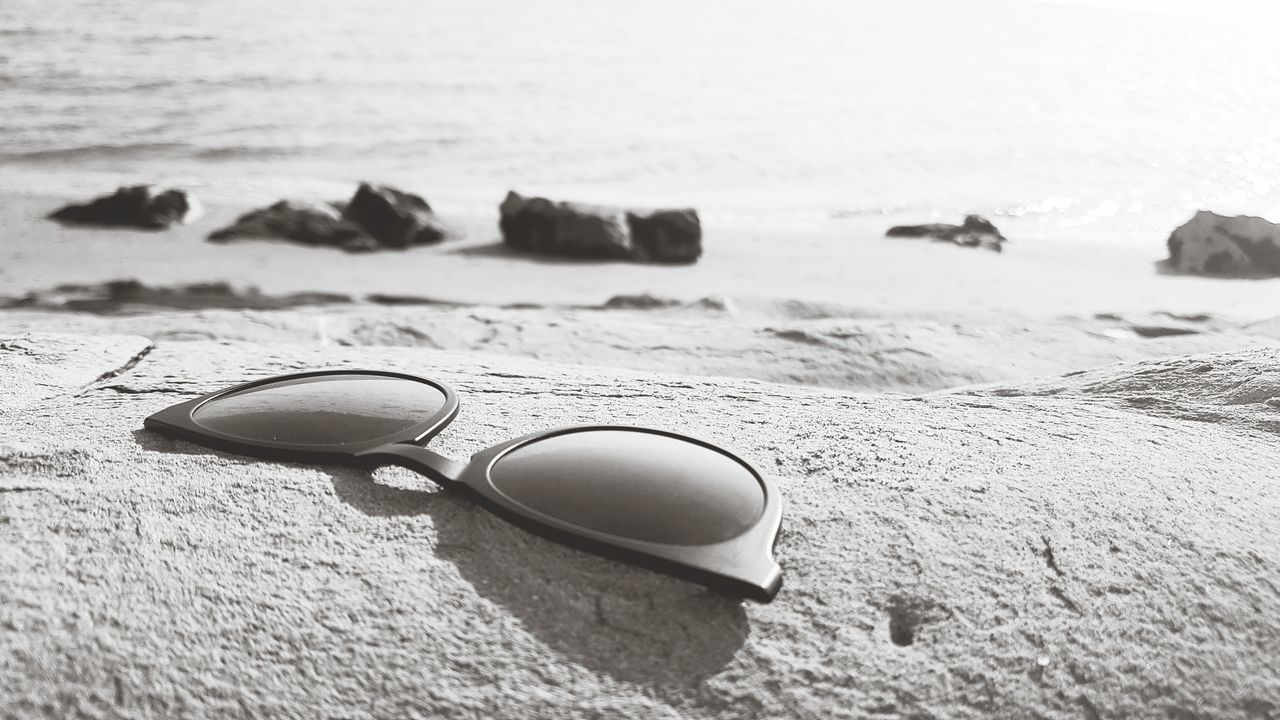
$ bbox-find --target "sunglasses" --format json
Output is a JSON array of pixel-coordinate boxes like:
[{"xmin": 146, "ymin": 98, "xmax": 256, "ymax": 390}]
[{"xmin": 144, "ymin": 370, "xmax": 784, "ymax": 602}]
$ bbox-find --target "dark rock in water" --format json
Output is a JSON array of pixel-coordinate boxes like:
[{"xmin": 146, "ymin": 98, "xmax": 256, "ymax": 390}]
[
  {"xmin": 342, "ymin": 183, "xmax": 449, "ymax": 248},
  {"xmin": 1163, "ymin": 211, "xmax": 1280, "ymax": 277},
  {"xmin": 499, "ymin": 191, "xmax": 631, "ymax": 260},
  {"xmin": 1130, "ymin": 325, "xmax": 1201, "ymax": 338},
  {"xmin": 48, "ymin": 185, "xmax": 202, "ymax": 230},
  {"xmin": 498, "ymin": 193, "xmax": 557, "ymax": 253},
  {"xmin": 499, "ymin": 191, "xmax": 703, "ymax": 264},
  {"xmin": 627, "ymin": 209, "xmax": 703, "ymax": 263},
  {"xmin": 886, "ymin": 214, "xmax": 1006, "ymax": 252},
  {"xmin": 207, "ymin": 200, "xmax": 377, "ymax": 252},
  {"xmin": 208, "ymin": 184, "xmax": 451, "ymax": 252}
]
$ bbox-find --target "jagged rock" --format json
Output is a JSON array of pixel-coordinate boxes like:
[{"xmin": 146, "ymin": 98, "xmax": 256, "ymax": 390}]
[
  {"xmin": 500, "ymin": 191, "xmax": 703, "ymax": 263},
  {"xmin": 1163, "ymin": 210, "xmax": 1280, "ymax": 277},
  {"xmin": 886, "ymin": 214, "xmax": 1006, "ymax": 252},
  {"xmin": 342, "ymin": 182, "xmax": 450, "ymax": 248},
  {"xmin": 627, "ymin": 209, "xmax": 703, "ymax": 263},
  {"xmin": 208, "ymin": 184, "xmax": 452, "ymax": 252},
  {"xmin": 2, "ymin": 334, "xmax": 1279, "ymax": 718},
  {"xmin": 48, "ymin": 185, "xmax": 203, "ymax": 230},
  {"xmin": 499, "ymin": 191, "xmax": 631, "ymax": 259},
  {"xmin": 207, "ymin": 200, "xmax": 377, "ymax": 252}
]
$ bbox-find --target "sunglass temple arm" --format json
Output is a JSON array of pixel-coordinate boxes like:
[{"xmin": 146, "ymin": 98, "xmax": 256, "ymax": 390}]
[{"xmin": 357, "ymin": 443, "xmax": 467, "ymax": 486}]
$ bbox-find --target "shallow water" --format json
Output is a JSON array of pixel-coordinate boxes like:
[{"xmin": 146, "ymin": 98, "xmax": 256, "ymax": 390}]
[{"xmin": 2, "ymin": 0, "xmax": 1279, "ymax": 231}]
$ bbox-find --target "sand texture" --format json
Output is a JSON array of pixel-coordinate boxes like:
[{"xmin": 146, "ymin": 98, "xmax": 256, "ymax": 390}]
[
  {"xmin": 2, "ymin": 333, "xmax": 1278, "ymax": 719},
  {"xmin": 2, "ymin": 303, "xmax": 1280, "ymax": 395}
]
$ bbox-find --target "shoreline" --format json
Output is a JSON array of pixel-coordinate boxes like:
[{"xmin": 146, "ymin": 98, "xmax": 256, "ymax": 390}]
[
  {"xmin": 3, "ymin": 187, "xmax": 1278, "ymax": 319},
  {"xmin": 4, "ymin": 182, "xmax": 1279, "ymax": 395}
]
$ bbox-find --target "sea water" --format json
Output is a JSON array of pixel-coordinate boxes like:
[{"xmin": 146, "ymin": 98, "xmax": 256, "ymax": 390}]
[{"xmin": 2, "ymin": 0, "xmax": 1278, "ymax": 232}]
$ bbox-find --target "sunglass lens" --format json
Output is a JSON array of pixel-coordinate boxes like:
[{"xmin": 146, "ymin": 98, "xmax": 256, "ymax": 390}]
[
  {"xmin": 191, "ymin": 374, "xmax": 448, "ymax": 445},
  {"xmin": 487, "ymin": 429, "xmax": 766, "ymax": 546}
]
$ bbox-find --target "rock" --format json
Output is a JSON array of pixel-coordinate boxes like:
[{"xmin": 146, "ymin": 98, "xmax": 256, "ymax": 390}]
[
  {"xmin": 0, "ymin": 280, "xmax": 352, "ymax": 314},
  {"xmin": 599, "ymin": 294, "xmax": 732, "ymax": 313},
  {"xmin": 600, "ymin": 293, "xmax": 684, "ymax": 310},
  {"xmin": 1163, "ymin": 210, "xmax": 1280, "ymax": 277},
  {"xmin": 2, "ymin": 334, "xmax": 1279, "ymax": 718},
  {"xmin": 500, "ymin": 191, "xmax": 703, "ymax": 263},
  {"xmin": 207, "ymin": 200, "xmax": 377, "ymax": 252},
  {"xmin": 342, "ymin": 182, "xmax": 450, "ymax": 248},
  {"xmin": 627, "ymin": 209, "xmax": 703, "ymax": 263},
  {"xmin": 207, "ymin": 184, "xmax": 453, "ymax": 252},
  {"xmin": 48, "ymin": 185, "xmax": 203, "ymax": 230},
  {"xmin": 886, "ymin": 214, "xmax": 1006, "ymax": 252},
  {"xmin": 499, "ymin": 191, "xmax": 631, "ymax": 259}
]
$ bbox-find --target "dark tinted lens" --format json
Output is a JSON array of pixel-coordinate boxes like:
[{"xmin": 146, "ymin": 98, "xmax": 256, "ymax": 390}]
[
  {"xmin": 192, "ymin": 374, "xmax": 447, "ymax": 445},
  {"xmin": 488, "ymin": 429, "xmax": 765, "ymax": 546}
]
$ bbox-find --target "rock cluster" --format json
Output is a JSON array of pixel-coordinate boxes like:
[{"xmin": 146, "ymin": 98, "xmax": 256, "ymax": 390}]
[
  {"xmin": 207, "ymin": 200, "xmax": 368, "ymax": 249},
  {"xmin": 208, "ymin": 183, "xmax": 451, "ymax": 252},
  {"xmin": 500, "ymin": 191, "xmax": 702, "ymax": 263},
  {"xmin": 1164, "ymin": 210, "xmax": 1280, "ymax": 277},
  {"xmin": 886, "ymin": 214, "xmax": 1006, "ymax": 252},
  {"xmin": 48, "ymin": 185, "xmax": 202, "ymax": 230},
  {"xmin": 48, "ymin": 184, "xmax": 709, "ymax": 263}
]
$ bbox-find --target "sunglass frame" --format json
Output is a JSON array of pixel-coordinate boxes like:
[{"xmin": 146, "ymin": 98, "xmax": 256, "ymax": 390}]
[{"xmin": 144, "ymin": 369, "xmax": 783, "ymax": 602}]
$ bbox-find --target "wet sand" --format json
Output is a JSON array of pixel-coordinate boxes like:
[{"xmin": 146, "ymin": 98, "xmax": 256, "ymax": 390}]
[
  {"xmin": 3, "ymin": 188, "xmax": 1278, "ymax": 393},
  {"xmin": 3, "ymin": 189, "xmax": 1277, "ymax": 316}
]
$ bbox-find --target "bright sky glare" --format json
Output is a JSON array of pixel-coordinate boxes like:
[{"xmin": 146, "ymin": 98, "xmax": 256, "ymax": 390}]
[{"xmin": 1029, "ymin": 0, "xmax": 1279, "ymax": 20}]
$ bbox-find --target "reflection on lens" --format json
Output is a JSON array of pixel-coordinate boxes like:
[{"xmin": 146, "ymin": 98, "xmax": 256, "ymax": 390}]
[
  {"xmin": 488, "ymin": 429, "xmax": 765, "ymax": 546},
  {"xmin": 192, "ymin": 374, "xmax": 447, "ymax": 445}
]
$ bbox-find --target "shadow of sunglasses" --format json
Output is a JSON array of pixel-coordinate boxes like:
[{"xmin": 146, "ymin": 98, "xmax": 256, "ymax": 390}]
[{"xmin": 143, "ymin": 369, "xmax": 783, "ymax": 602}]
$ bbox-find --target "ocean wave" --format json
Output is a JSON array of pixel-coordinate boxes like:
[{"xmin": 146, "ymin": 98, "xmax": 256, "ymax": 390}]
[
  {"xmin": 0, "ymin": 26, "xmax": 46, "ymax": 38},
  {"xmin": 830, "ymin": 202, "xmax": 927, "ymax": 219},
  {"xmin": 0, "ymin": 142, "xmax": 189, "ymax": 163},
  {"xmin": 195, "ymin": 145, "xmax": 314, "ymax": 161},
  {"xmin": 5, "ymin": 74, "xmax": 310, "ymax": 96},
  {"xmin": 54, "ymin": 30, "xmax": 217, "ymax": 43},
  {"xmin": 121, "ymin": 33, "xmax": 218, "ymax": 43},
  {"xmin": 994, "ymin": 197, "xmax": 1076, "ymax": 217},
  {"xmin": 0, "ymin": 141, "xmax": 327, "ymax": 164},
  {"xmin": 350, "ymin": 137, "xmax": 464, "ymax": 154},
  {"xmin": 833, "ymin": 196, "xmax": 1081, "ymax": 221}
]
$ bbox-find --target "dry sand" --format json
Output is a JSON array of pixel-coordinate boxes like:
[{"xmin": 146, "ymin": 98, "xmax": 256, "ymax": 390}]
[
  {"xmin": 2, "ymin": 302, "xmax": 1279, "ymax": 394},
  {"xmin": 2, "ymin": 334, "xmax": 1278, "ymax": 718}
]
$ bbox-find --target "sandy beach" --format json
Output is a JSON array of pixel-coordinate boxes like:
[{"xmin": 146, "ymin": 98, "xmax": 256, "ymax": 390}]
[
  {"xmin": 3, "ymin": 188, "xmax": 1278, "ymax": 395},
  {"xmin": 5, "ymin": 330, "xmax": 1279, "ymax": 718},
  {"xmin": 5, "ymin": 2, "xmax": 1280, "ymax": 714},
  {"xmin": 3, "ymin": 189, "xmax": 1278, "ymax": 315},
  {"xmin": 9, "ymin": 185, "xmax": 1279, "ymax": 717}
]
